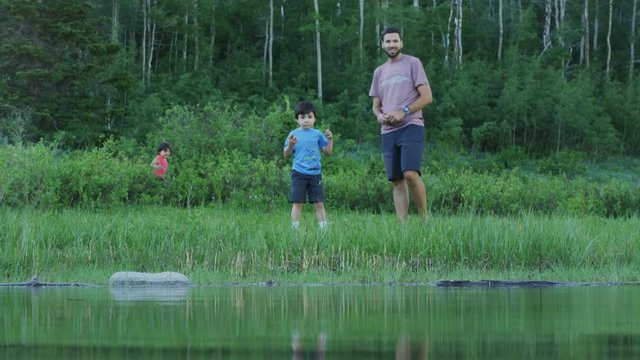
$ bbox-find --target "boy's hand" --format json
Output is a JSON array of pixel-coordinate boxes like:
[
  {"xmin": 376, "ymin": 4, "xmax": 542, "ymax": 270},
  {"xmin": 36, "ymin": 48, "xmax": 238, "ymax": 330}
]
[
  {"xmin": 324, "ymin": 129, "xmax": 333, "ymax": 139},
  {"xmin": 288, "ymin": 135, "xmax": 298, "ymax": 145}
]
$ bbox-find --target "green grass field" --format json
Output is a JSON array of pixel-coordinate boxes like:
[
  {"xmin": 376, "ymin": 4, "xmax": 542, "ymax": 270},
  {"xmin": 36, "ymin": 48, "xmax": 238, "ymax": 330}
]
[{"xmin": 1, "ymin": 206, "xmax": 639, "ymax": 285}]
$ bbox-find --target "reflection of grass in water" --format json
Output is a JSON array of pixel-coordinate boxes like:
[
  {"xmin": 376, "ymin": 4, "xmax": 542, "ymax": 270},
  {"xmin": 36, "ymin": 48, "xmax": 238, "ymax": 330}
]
[{"xmin": 1, "ymin": 206, "xmax": 639, "ymax": 284}]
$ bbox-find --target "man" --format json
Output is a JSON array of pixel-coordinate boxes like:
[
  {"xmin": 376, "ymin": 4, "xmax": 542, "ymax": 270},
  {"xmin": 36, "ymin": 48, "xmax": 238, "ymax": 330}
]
[{"xmin": 369, "ymin": 26, "xmax": 433, "ymax": 222}]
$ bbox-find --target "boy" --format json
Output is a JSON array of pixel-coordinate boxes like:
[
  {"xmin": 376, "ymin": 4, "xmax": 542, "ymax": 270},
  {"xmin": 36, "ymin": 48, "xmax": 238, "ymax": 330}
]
[
  {"xmin": 150, "ymin": 142, "xmax": 171, "ymax": 180},
  {"xmin": 283, "ymin": 101, "xmax": 333, "ymax": 229}
]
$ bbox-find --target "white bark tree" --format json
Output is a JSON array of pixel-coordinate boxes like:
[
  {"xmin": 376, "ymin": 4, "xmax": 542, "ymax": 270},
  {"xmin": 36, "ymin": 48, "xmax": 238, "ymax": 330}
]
[
  {"xmin": 630, "ymin": 0, "xmax": 638, "ymax": 81},
  {"xmin": 444, "ymin": 0, "xmax": 454, "ymax": 67},
  {"xmin": 183, "ymin": 13, "xmax": 189, "ymax": 72},
  {"xmin": 111, "ymin": 0, "xmax": 119, "ymax": 44},
  {"xmin": 593, "ymin": 0, "xmax": 599, "ymax": 53},
  {"xmin": 543, "ymin": 0, "xmax": 552, "ymax": 54},
  {"xmin": 193, "ymin": 0, "xmax": 199, "ymax": 71},
  {"xmin": 209, "ymin": 1, "xmax": 217, "ymax": 68},
  {"xmin": 580, "ymin": 0, "xmax": 589, "ymax": 67},
  {"xmin": 359, "ymin": 0, "xmax": 364, "ymax": 62},
  {"xmin": 142, "ymin": 0, "xmax": 148, "ymax": 85},
  {"xmin": 263, "ymin": 0, "xmax": 274, "ymax": 87},
  {"xmin": 314, "ymin": 0, "xmax": 323, "ymax": 101},
  {"xmin": 453, "ymin": 0, "xmax": 463, "ymax": 67},
  {"xmin": 606, "ymin": 0, "xmax": 612, "ymax": 77},
  {"xmin": 498, "ymin": 0, "xmax": 503, "ymax": 61}
]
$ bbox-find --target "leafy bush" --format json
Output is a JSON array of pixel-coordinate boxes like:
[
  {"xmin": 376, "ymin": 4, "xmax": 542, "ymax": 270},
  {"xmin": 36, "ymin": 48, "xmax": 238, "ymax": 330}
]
[{"xmin": 537, "ymin": 150, "xmax": 588, "ymax": 177}]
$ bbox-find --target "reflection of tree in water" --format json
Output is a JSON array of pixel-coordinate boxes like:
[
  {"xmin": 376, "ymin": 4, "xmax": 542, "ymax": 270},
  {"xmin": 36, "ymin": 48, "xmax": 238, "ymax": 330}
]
[
  {"xmin": 292, "ymin": 331, "xmax": 326, "ymax": 360},
  {"xmin": 395, "ymin": 335, "xmax": 428, "ymax": 360}
]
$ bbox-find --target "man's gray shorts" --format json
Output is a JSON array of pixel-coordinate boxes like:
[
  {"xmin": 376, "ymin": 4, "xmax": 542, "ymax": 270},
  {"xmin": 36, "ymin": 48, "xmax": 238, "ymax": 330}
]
[{"xmin": 381, "ymin": 124, "xmax": 425, "ymax": 181}]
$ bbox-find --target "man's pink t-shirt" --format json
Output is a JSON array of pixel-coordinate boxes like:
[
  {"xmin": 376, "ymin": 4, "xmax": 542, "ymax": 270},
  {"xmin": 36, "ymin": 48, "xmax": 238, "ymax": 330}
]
[
  {"xmin": 369, "ymin": 54, "xmax": 429, "ymax": 134},
  {"xmin": 153, "ymin": 155, "xmax": 168, "ymax": 177}
]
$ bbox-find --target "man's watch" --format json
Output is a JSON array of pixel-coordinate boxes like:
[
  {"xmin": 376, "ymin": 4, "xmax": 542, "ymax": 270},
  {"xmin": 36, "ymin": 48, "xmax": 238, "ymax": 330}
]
[{"xmin": 402, "ymin": 105, "xmax": 411, "ymax": 117}]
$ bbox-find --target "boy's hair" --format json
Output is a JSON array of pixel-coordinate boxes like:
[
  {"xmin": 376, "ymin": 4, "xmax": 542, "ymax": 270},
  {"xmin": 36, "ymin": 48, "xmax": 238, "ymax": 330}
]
[
  {"xmin": 381, "ymin": 26, "xmax": 402, "ymax": 40},
  {"xmin": 294, "ymin": 100, "xmax": 317, "ymax": 119},
  {"xmin": 157, "ymin": 142, "xmax": 171, "ymax": 154}
]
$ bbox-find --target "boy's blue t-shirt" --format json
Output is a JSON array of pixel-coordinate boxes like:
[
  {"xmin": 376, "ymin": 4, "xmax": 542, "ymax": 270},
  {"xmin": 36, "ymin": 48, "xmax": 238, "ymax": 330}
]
[{"xmin": 284, "ymin": 128, "xmax": 329, "ymax": 175}]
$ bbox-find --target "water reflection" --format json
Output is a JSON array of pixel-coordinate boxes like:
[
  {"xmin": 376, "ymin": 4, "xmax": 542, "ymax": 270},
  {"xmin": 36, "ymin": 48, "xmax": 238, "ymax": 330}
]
[
  {"xmin": 291, "ymin": 330, "xmax": 326, "ymax": 360},
  {"xmin": 395, "ymin": 335, "xmax": 428, "ymax": 360},
  {"xmin": 1, "ymin": 285, "xmax": 639, "ymax": 359},
  {"xmin": 109, "ymin": 286, "xmax": 191, "ymax": 302}
]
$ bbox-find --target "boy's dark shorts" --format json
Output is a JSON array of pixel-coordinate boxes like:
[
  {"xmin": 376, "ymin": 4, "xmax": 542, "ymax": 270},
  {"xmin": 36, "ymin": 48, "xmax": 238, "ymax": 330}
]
[
  {"xmin": 290, "ymin": 170, "xmax": 325, "ymax": 203},
  {"xmin": 381, "ymin": 124, "xmax": 425, "ymax": 181}
]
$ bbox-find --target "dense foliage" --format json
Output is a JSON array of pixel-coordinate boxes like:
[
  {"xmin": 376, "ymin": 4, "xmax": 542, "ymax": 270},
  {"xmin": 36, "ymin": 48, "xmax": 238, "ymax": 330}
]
[
  {"xmin": 1, "ymin": 0, "xmax": 639, "ymax": 156},
  {"xmin": 1, "ymin": 99, "xmax": 638, "ymax": 217}
]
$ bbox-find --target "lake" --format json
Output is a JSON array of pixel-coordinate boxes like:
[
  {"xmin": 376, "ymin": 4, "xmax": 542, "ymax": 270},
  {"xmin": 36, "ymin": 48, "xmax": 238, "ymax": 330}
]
[{"xmin": 1, "ymin": 284, "xmax": 639, "ymax": 359}]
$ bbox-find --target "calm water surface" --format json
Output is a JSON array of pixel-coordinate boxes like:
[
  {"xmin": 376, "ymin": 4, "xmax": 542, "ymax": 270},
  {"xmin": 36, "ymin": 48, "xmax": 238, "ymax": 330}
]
[{"xmin": 1, "ymin": 284, "xmax": 639, "ymax": 359}]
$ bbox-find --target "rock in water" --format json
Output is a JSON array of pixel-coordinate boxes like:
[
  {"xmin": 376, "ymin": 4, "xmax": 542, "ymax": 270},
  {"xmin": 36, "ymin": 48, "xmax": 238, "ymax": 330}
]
[{"xmin": 109, "ymin": 271, "xmax": 192, "ymax": 287}]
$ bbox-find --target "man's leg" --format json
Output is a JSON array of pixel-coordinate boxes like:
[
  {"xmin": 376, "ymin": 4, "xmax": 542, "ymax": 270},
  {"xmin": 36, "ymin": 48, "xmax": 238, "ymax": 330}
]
[
  {"xmin": 403, "ymin": 170, "xmax": 428, "ymax": 217},
  {"xmin": 391, "ymin": 179, "xmax": 409, "ymax": 222}
]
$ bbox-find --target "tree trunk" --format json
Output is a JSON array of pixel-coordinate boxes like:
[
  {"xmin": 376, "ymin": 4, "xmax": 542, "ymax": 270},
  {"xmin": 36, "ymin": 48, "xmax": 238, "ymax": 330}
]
[
  {"xmin": 193, "ymin": 0, "xmax": 199, "ymax": 71},
  {"xmin": 314, "ymin": 0, "xmax": 323, "ymax": 102},
  {"xmin": 183, "ymin": 14, "xmax": 189, "ymax": 72},
  {"xmin": 142, "ymin": 0, "xmax": 148, "ymax": 86},
  {"xmin": 606, "ymin": 0, "xmax": 612, "ymax": 78},
  {"xmin": 209, "ymin": 2, "xmax": 217, "ymax": 68},
  {"xmin": 444, "ymin": 0, "xmax": 454, "ymax": 67},
  {"xmin": 581, "ymin": 0, "xmax": 589, "ymax": 67},
  {"xmin": 413, "ymin": 0, "xmax": 420, "ymax": 8},
  {"xmin": 111, "ymin": 0, "xmax": 119, "ymax": 44},
  {"xmin": 269, "ymin": 0, "xmax": 273, "ymax": 87},
  {"xmin": 147, "ymin": 0, "xmax": 156, "ymax": 86},
  {"xmin": 543, "ymin": 0, "xmax": 552, "ymax": 54},
  {"xmin": 498, "ymin": 0, "xmax": 503, "ymax": 61},
  {"xmin": 630, "ymin": 0, "xmax": 638, "ymax": 81},
  {"xmin": 263, "ymin": 18, "xmax": 268, "ymax": 86},
  {"xmin": 593, "ymin": 0, "xmax": 599, "ymax": 53},
  {"xmin": 359, "ymin": 0, "xmax": 364, "ymax": 62},
  {"xmin": 454, "ymin": 0, "xmax": 463, "ymax": 68}
]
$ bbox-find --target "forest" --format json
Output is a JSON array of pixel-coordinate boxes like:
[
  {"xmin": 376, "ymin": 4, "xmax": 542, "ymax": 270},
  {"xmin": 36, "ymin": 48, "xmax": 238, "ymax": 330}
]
[{"xmin": 1, "ymin": 0, "xmax": 638, "ymax": 155}]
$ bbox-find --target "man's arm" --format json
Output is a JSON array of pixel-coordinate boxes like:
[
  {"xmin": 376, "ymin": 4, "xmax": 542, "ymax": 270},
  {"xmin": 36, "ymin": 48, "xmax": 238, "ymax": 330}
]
[
  {"xmin": 372, "ymin": 97, "xmax": 389, "ymax": 124},
  {"xmin": 406, "ymin": 83, "xmax": 433, "ymax": 113},
  {"xmin": 387, "ymin": 83, "xmax": 433, "ymax": 122}
]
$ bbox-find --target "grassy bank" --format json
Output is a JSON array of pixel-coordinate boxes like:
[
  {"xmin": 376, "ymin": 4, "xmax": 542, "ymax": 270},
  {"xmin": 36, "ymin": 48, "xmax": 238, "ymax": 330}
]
[{"xmin": 1, "ymin": 206, "xmax": 639, "ymax": 285}]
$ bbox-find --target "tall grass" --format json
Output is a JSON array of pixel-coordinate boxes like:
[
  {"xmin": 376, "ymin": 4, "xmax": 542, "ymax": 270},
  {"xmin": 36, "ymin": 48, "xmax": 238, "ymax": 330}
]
[{"xmin": 1, "ymin": 206, "xmax": 638, "ymax": 284}]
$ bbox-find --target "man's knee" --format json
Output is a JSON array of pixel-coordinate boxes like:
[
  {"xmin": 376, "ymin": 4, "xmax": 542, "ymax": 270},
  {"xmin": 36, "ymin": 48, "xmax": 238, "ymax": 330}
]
[{"xmin": 403, "ymin": 170, "xmax": 421, "ymax": 182}]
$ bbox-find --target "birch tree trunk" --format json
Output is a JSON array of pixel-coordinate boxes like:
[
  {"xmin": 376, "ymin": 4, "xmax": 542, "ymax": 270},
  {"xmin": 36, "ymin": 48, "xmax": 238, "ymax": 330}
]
[
  {"xmin": 581, "ymin": 0, "xmax": 589, "ymax": 67},
  {"xmin": 183, "ymin": 13, "xmax": 189, "ymax": 72},
  {"xmin": 268, "ymin": 0, "xmax": 274, "ymax": 87},
  {"xmin": 498, "ymin": 0, "xmax": 503, "ymax": 61},
  {"xmin": 359, "ymin": 0, "xmax": 364, "ymax": 62},
  {"xmin": 413, "ymin": 0, "xmax": 420, "ymax": 8},
  {"xmin": 606, "ymin": 0, "xmax": 612, "ymax": 77},
  {"xmin": 209, "ymin": 2, "xmax": 216, "ymax": 68},
  {"xmin": 314, "ymin": 0, "xmax": 323, "ymax": 102},
  {"xmin": 263, "ymin": 18, "xmax": 269, "ymax": 86},
  {"xmin": 454, "ymin": 0, "xmax": 463, "ymax": 68},
  {"xmin": 630, "ymin": 0, "xmax": 638, "ymax": 81},
  {"xmin": 147, "ymin": 0, "xmax": 156, "ymax": 86},
  {"xmin": 543, "ymin": 0, "xmax": 552, "ymax": 54},
  {"xmin": 444, "ymin": 0, "xmax": 454, "ymax": 67},
  {"xmin": 193, "ymin": 0, "xmax": 199, "ymax": 71},
  {"xmin": 111, "ymin": 0, "xmax": 119, "ymax": 43},
  {"xmin": 593, "ymin": 0, "xmax": 599, "ymax": 53},
  {"xmin": 142, "ymin": 0, "xmax": 148, "ymax": 86}
]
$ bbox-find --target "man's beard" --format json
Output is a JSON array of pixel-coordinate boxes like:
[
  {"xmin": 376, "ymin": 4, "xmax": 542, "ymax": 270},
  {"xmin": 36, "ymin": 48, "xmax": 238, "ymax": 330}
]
[{"xmin": 385, "ymin": 48, "xmax": 400, "ymax": 58}]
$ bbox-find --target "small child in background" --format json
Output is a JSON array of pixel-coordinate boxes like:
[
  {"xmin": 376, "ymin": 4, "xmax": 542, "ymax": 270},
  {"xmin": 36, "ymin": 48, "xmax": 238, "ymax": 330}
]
[
  {"xmin": 150, "ymin": 142, "xmax": 171, "ymax": 180},
  {"xmin": 283, "ymin": 100, "xmax": 333, "ymax": 230}
]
